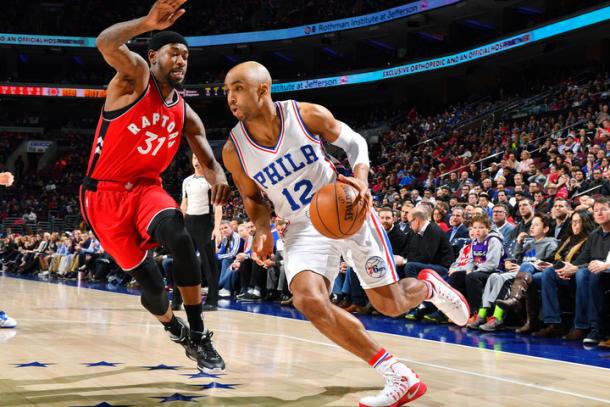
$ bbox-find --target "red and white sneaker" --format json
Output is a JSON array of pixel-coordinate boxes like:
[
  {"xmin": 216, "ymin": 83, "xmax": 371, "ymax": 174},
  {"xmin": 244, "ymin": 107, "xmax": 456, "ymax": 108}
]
[
  {"xmin": 359, "ymin": 371, "xmax": 427, "ymax": 407},
  {"xmin": 418, "ymin": 269, "xmax": 470, "ymax": 327}
]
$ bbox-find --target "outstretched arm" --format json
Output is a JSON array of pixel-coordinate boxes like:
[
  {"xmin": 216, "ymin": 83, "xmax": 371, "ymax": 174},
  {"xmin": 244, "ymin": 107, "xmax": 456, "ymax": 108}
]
[
  {"xmin": 96, "ymin": 0, "xmax": 187, "ymax": 110},
  {"xmin": 184, "ymin": 103, "xmax": 231, "ymax": 205},
  {"xmin": 297, "ymin": 102, "xmax": 371, "ymax": 209},
  {"xmin": 222, "ymin": 139, "xmax": 273, "ymax": 265}
]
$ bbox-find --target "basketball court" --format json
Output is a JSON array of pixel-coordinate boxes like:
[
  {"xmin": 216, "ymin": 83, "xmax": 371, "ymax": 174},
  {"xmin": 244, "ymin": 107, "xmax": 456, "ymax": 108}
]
[{"xmin": 1, "ymin": 274, "xmax": 609, "ymax": 406}]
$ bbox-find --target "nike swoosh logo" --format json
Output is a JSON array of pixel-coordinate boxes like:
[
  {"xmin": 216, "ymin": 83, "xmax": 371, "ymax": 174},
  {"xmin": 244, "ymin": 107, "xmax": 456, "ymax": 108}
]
[{"xmin": 407, "ymin": 382, "xmax": 420, "ymax": 399}]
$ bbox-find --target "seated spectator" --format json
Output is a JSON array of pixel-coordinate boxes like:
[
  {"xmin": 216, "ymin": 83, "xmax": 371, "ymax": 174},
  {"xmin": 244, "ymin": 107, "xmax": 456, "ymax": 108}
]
[
  {"xmin": 379, "ymin": 207, "xmax": 408, "ymax": 255},
  {"xmin": 446, "ymin": 207, "xmax": 470, "ymax": 258},
  {"xmin": 432, "ymin": 206, "xmax": 449, "ymax": 232},
  {"xmin": 507, "ymin": 198, "xmax": 535, "ymax": 257},
  {"xmin": 550, "ymin": 198, "xmax": 572, "ymax": 241},
  {"xmin": 396, "ymin": 202, "xmax": 413, "ymax": 233},
  {"xmin": 216, "ymin": 220, "xmax": 241, "ymax": 296},
  {"xmin": 551, "ymin": 197, "xmax": 610, "ymax": 345},
  {"xmin": 395, "ymin": 207, "xmax": 453, "ymax": 279},
  {"xmin": 582, "ymin": 169, "xmax": 610, "ymax": 195},
  {"xmin": 457, "ymin": 216, "xmax": 505, "ymax": 327},
  {"xmin": 472, "ymin": 213, "xmax": 557, "ymax": 332},
  {"xmin": 530, "ymin": 210, "xmax": 595, "ymax": 338},
  {"xmin": 492, "ymin": 203, "xmax": 515, "ymax": 246}
]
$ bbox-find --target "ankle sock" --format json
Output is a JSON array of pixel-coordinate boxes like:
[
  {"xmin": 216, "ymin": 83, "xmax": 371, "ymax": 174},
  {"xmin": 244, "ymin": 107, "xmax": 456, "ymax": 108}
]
[
  {"xmin": 478, "ymin": 308, "xmax": 488, "ymax": 319},
  {"xmin": 492, "ymin": 306, "xmax": 504, "ymax": 321},
  {"xmin": 161, "ymin": 315, "xmax": 183, "ymax": 337},
  {"xmin": 368, "ymin": 348, "xmax": 415, "ymax": 380}
]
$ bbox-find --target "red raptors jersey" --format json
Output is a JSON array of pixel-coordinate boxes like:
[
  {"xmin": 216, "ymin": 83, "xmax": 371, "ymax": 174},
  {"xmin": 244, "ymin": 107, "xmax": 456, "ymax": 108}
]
[{"xmin": 86, "ymin": 76, "xmax": 185, "ymax": 183}]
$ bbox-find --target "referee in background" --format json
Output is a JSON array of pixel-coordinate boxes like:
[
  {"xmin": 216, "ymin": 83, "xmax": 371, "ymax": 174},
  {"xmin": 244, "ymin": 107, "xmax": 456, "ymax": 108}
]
[{"xmin": 179, "ymin": 154, "xmax": 223, "ymax": 311}]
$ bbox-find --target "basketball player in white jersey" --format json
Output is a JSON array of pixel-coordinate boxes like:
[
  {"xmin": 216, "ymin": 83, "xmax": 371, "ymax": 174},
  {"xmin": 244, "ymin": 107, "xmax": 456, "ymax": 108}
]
[{"xmin": 222, "ymin": 61, "xmax": 469, "ymax": 407}]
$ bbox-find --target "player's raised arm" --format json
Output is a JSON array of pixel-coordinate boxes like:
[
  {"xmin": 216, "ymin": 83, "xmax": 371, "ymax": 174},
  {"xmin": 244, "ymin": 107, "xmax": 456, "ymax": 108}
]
[
  {"xmin": 96, "ymin": 0, "xmax": 187, "ymax": 108},
  {"xmin": 184, "ymin": 104, "xmax": 231, "ymax": 206},
  {"xmin": 296, "ymin": 101, "xmax": 371, "ymax": 209},
  {"xmin": 222, "ymin": 139, "xmax": 274, "ymax": 265}
]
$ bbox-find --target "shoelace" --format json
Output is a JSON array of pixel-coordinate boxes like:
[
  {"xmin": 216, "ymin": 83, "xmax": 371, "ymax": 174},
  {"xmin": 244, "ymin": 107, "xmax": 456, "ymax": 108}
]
[
  {"xmin": 378, "ymin": 371, "xmax": 410, "ymax": 401},
  {"xmin": 200, "ymin": 331, "xmax": 220, "ymax": 359},
  {"xmin": 434, "ymin": 281, "xmax": 462, "ymax": 309}
]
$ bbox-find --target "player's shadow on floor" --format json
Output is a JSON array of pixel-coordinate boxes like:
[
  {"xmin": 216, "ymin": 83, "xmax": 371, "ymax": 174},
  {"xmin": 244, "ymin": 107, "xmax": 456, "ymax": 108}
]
[{"xmin": 1, "ymin": 369, "xmax": 379, "ymax": 406}]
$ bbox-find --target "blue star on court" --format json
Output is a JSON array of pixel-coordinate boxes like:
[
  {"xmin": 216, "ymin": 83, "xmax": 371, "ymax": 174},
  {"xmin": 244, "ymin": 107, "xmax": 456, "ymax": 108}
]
[
  {"xmin": 141, "ymin": 364, "xmax": 181, "ymax": 370},
  {"xmin": 192, "ymin": 382, "xmax": 239, "ymax": 390},
  {"xmin": 83, "ymin": 361, "xmax": 122, "ymax": 367},
  {"xmin": 70, "ymin": 402, "xmax": 133, "ymax": 407},
  {"xmin": 180, "ymin": 371, "xmax": 224, "ymax": 379},
  {"xmin": 13, "ymin": 361, "xmax": 55, "ymax": 367},
  {"xmin": 152, "ymin": 393, "xmax": 203, "ymax": 403}
]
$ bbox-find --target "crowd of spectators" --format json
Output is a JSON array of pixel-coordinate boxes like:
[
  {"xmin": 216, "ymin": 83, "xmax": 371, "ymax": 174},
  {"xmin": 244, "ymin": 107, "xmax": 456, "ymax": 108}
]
[{"xmin": 1, "ymin": 69, "xmax": 610, "ymax": 351}]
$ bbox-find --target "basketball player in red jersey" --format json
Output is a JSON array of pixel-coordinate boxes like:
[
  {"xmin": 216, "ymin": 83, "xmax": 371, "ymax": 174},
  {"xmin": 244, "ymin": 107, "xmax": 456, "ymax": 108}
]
[
  {"xmin": 223, "ymin": 61, "xmax": 470, "ymax": 406},
  {"xmin": 80, "ymin": 0, "xmax": 229, "ymax": 372}
]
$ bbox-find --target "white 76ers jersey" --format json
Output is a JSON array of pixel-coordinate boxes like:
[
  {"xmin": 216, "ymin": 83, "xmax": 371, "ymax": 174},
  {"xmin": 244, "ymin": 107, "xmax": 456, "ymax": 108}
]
[{"xmin": 229, "ymin": 100, "xmax": 337, "ymax": 221}]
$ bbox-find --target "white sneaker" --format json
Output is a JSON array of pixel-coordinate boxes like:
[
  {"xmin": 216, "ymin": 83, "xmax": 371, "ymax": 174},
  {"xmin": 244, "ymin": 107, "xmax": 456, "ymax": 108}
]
[
  {"xmin": 418, "ymin": 269, "xmax": 470, "ymax": 326},
  {"xmin": 0, "ymin": 311, "xmax": 17, "ymax": 328},
  {"xmin": 359, "ymin": 367, "xmax": 427, "ymax": 407},
  {"xmin": 218, "ymin": 289, "xmax": 231, "ymax": 298}
]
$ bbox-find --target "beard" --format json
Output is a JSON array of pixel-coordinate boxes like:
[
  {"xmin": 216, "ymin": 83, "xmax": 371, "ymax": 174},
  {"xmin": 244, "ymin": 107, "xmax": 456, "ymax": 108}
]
[{"xmin": 167, "ymin": 74, "xmax": 185, "ymax": 90}]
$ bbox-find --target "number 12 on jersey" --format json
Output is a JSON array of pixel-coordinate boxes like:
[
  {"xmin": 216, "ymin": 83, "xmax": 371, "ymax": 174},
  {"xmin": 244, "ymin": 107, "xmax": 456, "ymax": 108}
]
[{"xmin": 281, "ymin": 179, "xmax": 314, "ymax": 211}]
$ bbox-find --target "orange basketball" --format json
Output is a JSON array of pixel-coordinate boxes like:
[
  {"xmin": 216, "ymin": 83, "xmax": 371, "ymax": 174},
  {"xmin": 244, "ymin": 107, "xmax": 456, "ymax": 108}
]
[{"xmin": 309, "ymin": 182, "xmax": 367, "ymax": 239}]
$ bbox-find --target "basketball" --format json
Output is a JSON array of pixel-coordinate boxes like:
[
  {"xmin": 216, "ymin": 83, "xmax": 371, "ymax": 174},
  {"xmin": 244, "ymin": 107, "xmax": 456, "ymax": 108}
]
[{"xmin": 309, "ymin": 182, "xmax": 367, "ymax": 239}]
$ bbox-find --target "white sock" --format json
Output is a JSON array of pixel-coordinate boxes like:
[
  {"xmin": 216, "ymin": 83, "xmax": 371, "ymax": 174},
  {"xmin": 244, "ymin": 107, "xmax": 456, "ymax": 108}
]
[{"xmin": 369, "ymin": 349, "xmax": 416, "ymax": 381}]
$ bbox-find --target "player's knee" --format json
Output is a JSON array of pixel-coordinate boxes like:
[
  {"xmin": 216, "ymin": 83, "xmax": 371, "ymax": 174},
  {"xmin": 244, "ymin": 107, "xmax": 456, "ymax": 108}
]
[
  {"xmin": 131, "ymin": 259, "xmax": 168, "ymax": 316},
  {"xmin": 375, "ymin": 299, "xmax": 404, "ymax": 318},
  {"xmin": 166, "ymin": 229, "xmax": 194, "ymax": 257},
  {"xmin": 293, "ymin": 291, "xmax": 330, "ymax": 319}
]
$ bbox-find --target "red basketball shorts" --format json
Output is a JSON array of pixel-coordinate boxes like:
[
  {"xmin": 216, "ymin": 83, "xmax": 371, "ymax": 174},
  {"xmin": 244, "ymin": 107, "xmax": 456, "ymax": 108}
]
[{"xmin": 80, "ymin": 180, "xmax": 179, "ymax": 271}]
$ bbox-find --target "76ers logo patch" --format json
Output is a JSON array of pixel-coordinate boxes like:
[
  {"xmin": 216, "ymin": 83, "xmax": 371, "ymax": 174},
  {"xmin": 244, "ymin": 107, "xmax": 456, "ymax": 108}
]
[{"xmin": 365, "ymin": 256, "xmax": 386, "ymax": 278}]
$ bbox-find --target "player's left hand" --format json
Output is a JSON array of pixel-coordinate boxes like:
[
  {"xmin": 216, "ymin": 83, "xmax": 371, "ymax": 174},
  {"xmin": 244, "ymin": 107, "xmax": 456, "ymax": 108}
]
[
  {"xmin": 211, "ymin": 183, "xmax": 231, "ymax": 206},
  {"xmin": 338, "ymin": 174, "xmax": 371, "ymax": 211}
]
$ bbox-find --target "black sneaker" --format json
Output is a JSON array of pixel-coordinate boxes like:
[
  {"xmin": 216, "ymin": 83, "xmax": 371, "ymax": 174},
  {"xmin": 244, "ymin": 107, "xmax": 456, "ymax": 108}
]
[
  {"xmin": 238, "ymin": 293, "xmax": 262, "ymax": 302},
  {"xmin": 583, "ymin": 328, "xmax": 602, "ymax": 345},
  {"xmin": 192, "ymin": 330, "xmax": 225, "ymax": 373},
  {"xmin": 201, "ymin": 304, "xmax": 217, "ymax": 312}
]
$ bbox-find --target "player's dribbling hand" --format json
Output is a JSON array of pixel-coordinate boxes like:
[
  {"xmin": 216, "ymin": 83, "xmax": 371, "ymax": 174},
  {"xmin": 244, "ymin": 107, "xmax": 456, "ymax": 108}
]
[
  {"xmin": 337, "ymin": 174, "xmax": 371, "ymax": 211},
  {"xmin": 0, "ymin": 172, "xmax": 14, "ymax": 187},
  {"xmin": 211, "ymin": 183, "xmax": 231, "ymax": 206},
  {"xmin": 144, "ymin": 0, "xmax": 187, "ymax": 31},
  {"xmin": 251, "ymin": 229, "xmax": 274, "ymax": 266}
]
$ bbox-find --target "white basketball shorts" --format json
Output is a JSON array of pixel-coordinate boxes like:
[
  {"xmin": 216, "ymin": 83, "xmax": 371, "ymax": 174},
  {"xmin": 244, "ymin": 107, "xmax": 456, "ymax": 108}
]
[{"xmin": 283, "ymin": 209, "xmax": 399, "ymax": 291}]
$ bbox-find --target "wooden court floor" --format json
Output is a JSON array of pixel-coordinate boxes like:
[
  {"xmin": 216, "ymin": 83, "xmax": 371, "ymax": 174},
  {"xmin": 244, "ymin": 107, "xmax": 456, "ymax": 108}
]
[{"xmin": 1, "ymin": 276, "xmax": 609, "ymax": 407}]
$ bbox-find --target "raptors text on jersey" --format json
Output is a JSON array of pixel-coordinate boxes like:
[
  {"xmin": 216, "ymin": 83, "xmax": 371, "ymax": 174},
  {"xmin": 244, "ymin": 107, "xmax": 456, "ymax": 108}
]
[{"xmin": 86, "ymin": 76, "xmax": 185, "ymax": 183}]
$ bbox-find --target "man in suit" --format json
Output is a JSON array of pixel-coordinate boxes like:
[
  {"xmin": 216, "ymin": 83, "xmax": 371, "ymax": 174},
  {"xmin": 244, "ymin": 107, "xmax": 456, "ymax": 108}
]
[
  {"xmin": 446, "ymin": 207, "xmax": 470, "ymax": 260},
  {"xmin": 378, "ymin": 207, "xmax": 408, "ymax": 256},
  {"xmin": 395, "ymin": 207, "xmax": 453, "ymax": 279},
  {"xmin": 396, "ymin": 202, "xmax": 413, "ymax": 233}
]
